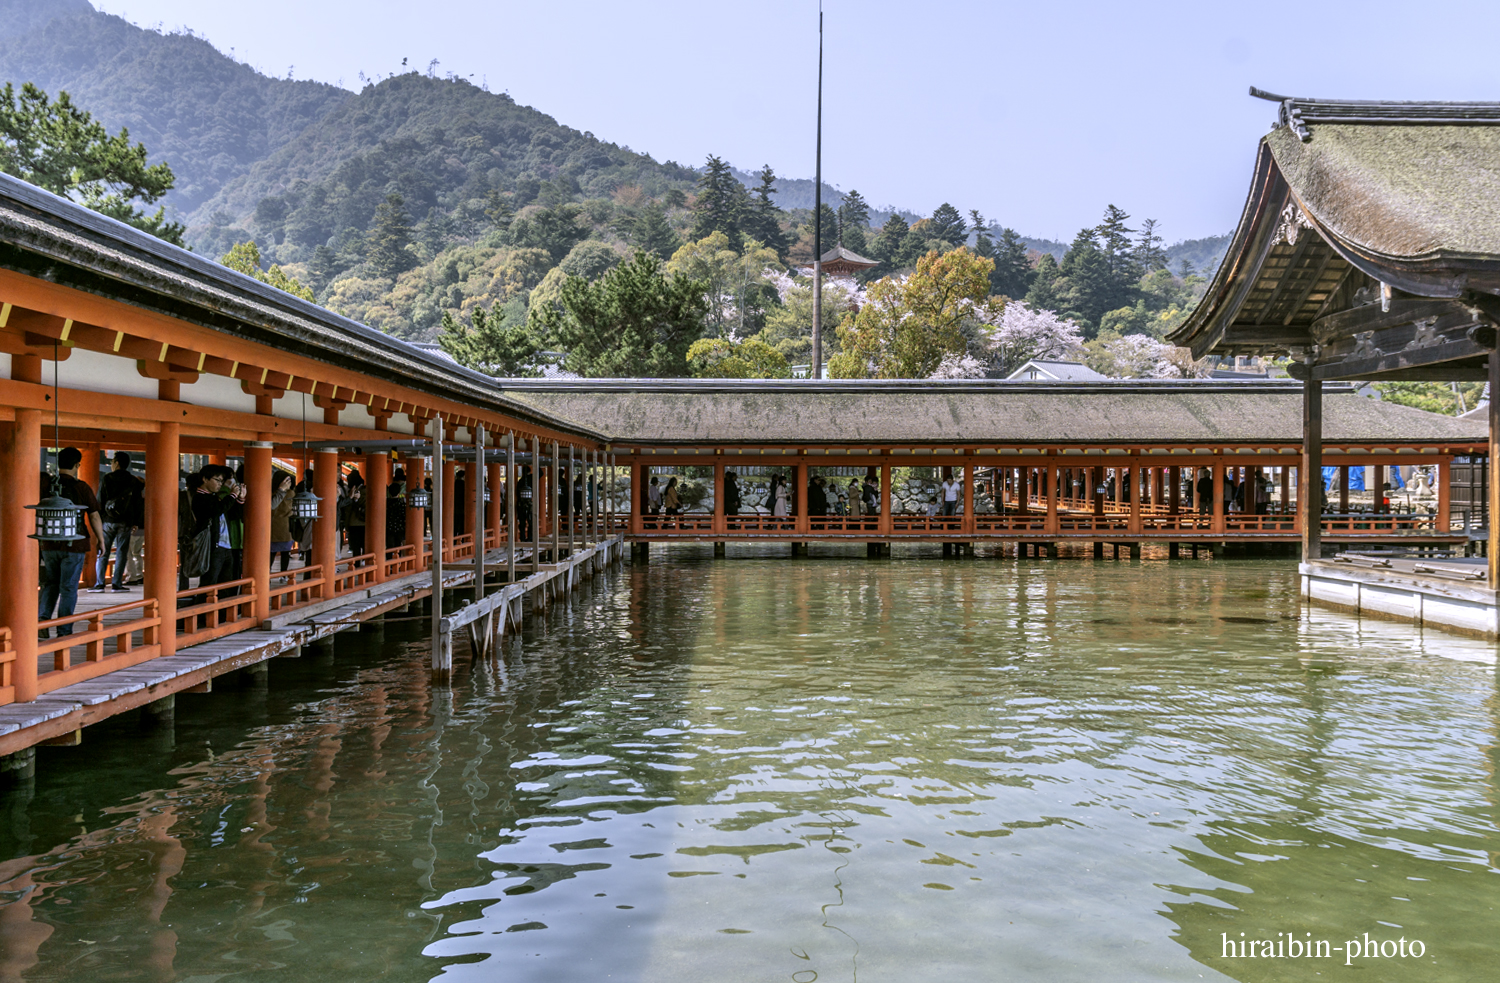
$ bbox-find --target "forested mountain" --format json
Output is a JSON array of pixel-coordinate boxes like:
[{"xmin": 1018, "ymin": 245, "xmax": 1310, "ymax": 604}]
[
  {"xmin": 0, "ymin": 0, "xmax": 349, "ymax": 213},
  {"xmin": 1, "ymin": 0, "xmax": 1225, "ymax": 369}
]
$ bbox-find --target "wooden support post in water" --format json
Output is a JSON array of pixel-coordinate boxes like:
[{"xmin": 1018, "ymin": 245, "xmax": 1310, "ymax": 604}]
[
  {"xmin": 1301, "ymin": 371, "xmax": 1322, "ymax": 562},
  {"xmin": 430, "ymin": 416, "xmax": 448, "ymax": 678}
]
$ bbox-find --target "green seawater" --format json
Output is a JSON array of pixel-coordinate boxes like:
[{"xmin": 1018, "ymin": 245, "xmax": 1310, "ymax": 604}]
[{"xmin": 1, "ymin": 548, "xmax": 1496, "ymax": 982}]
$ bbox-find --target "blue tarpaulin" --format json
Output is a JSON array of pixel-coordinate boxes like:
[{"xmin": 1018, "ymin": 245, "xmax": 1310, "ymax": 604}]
[{"xmin": 1323, "ymin": 466, "xmax": 1366, "ymax": 491}]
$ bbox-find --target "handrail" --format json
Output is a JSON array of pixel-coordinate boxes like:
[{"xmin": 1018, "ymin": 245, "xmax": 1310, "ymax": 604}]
[
  {"xmin": 269, "ymin": 564, "xmax": 325, "ymax": 610},
  {"xmin": 176, "ymin": 577, "xmax": 258, "ymax": 645},
  {"xmin": 0, "ymin": 627, "xmax": 13, "ymax": 705},
  {"xmin": 383, "ymin": 543, "xmax": 418, "ymax": 579},
  {"xmin": 37, "ymin": 597, "xmax": 163, "ymax": 694},
  {"xmin": 332, "ymin": 552, "xmax": 379, "ymax": 593}
]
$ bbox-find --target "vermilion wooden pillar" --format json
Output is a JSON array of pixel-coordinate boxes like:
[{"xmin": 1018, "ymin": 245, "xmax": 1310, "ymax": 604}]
[
  {"xmin": 313, "ymin": 449, "xmax": 340, "ymax": 592},
  {"xmin": 366, "ymin": 450, "xmax": 388, "ymax": 582},
  {"xmin": 244, "ymin": 442, "xmax": 273, "ymax": 622},
  {"xmin": 1213, "ymin": 461, "xmax": 1227, "ymax": 536},
  {"xmin": 1128, "ymin": 462, "xmax": 1142, "ymax": 534},
  {"xmin": 78, "ymin": 445, "xmax": 99, "ymax": 587},
  {"xmin": 487, "ymin": 459, "xmax": 502, "ymax": 546},
  {"xmin": 1, "ymin": 409, "xmax": 42, "ymax": 701},
  {"xmin": 404, "ymin": 452, "xmax": 426, "ymax": 568},
  {"xmin": 879, "ymin": 462, "xmax": 892, "ymax": 537},
  {"xmin": 713, "ymin": 460, "xmax": 726, "ymax": 537},
  {"xmin": 795, "ymin": 459, "xmax": 809, "ymax": 537},
  {"xmin": 463, "ymin": 456, "xmax": 479, "ymax": 550},
  {"xmin": 962, "ymin": 463, "xmax": 975, "ymax": 536},
  {"xmin": 1437, "ymin": 458, "xmax": 1451, "ymax": 533},
  {"xmin": 1045, "ymin": 463, "xmax": 1059, "ymax": 535},
  {"xmin": 146, "ymin": 422, "xmax": 180, "ymax": 659}
]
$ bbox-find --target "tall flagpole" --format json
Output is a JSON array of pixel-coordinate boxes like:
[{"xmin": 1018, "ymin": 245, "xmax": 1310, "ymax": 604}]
[{"xmin": 811, "ymin": 3, "xmax": 823, "ymax": 380}]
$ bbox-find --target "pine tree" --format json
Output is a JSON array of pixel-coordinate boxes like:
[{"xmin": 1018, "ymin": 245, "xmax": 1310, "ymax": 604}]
[
  {"xmin": 838, "ymin": 190, "xmax": 871, "ymax": 255},
  {"xmin": 970, "ymin": 210, "xmax": 994, "ymax": 258},
  {"xmin": 308, "ymin": 244, "xmax": 337, "ymax": 292},
  {"xmin": 743, "ymin": 165, "xmax": 789, "ymax": 259},
  {"xmin": 1134, "ymin": 218, "xmax": 1167, "ymax": 271},
  {"xmin": 439, "ymin": 301, "xmax": 540, "ymax": 376},
  {"xmin": 690, "ymin": 155, "xmax": 746, "ymax": 248},
  {"xmin": 872, "ymin": 214, "xmax": 909, "ymax": 265},
  {"xmin": 367, "ymin": 193, "xmax": 417, "ymax": 279},
  {"xmin": 813, "ymin": 203, "xmax": 839, "ymax": 258},
  {"xmin": 1056, "ymin": 228, "xmax": 1118, "ymax": 334},
  {"xmin": 632, "ymin": 205, "xmax": 681, "ymax": 260},
  {"xmin": 0, "ymin": 82, "xmax": 184, "ymax": 245},
  {"xmin": 990, "ymin": 228, "xmax": 1035, "ymax": 300},
  {"xmin": 483, "ymin": 188, "xmax": 513, "ymax": 239},
  {"xmin": 928, "ymin": 203, "xmax": 967, "ymax": 248},
  {"xmin": 1023, "ymin": 253, "xmax": 1063, "ymax": 312},
  {"xmin": 1093, "ymin": 204, "xmax": 1142, "ymax": 296}
]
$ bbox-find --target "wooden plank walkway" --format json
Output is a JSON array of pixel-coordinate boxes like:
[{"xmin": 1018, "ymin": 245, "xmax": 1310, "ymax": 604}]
[{"xmin": 0, "ymin": 539, "xmax": 618, "ymax": 756}]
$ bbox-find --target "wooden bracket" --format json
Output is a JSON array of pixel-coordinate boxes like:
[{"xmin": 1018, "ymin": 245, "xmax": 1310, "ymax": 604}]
[{"xmin": 137, "ymin": 359, "xmax": 200, "ymax": 384}]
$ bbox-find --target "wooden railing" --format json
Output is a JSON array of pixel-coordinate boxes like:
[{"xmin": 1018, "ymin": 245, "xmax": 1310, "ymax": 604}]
[
  {"xmin": 384, "ymin": 544, "xmax": 418, "ymax": 579},
  {"xmin": 269, "ymin": 564, "xmax": 325, "ymax": 610},
  {"xmin": 0, "ymin": 628, "xmax": 13, "ymax": 706},
  {"xmin": 1321, "ymin": 512, "xmax": 1436, "ymax": 535},
  {"xmin": 447, "ymin": 533, "xmax": 475, "ymax": 561},
  {"xmin": 175, "ymin": 578, "xmax": 258, "ymax": 645},
  {"xmin": 332, "ymin": 553, "xmax": 379, "ymax": 593},
  {"xmin": 37, "ymin": 598, "xmax": 162, "ymax": 694}
]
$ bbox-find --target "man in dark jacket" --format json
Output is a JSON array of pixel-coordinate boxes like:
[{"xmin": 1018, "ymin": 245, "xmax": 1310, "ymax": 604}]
[
  {"xmin": 91, "ymin": 451, "xmax": 143, "ymax": 592},
  {"xmin": 187, "ymin": 465, "xmax": 242, "ymax": 619},
  {"xmin": 38, "ymin": 447, "xmax": 103, "ymax": 639}
]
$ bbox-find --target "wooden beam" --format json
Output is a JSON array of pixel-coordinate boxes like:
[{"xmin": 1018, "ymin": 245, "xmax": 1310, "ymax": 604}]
[{"xmin": 1311, "ymin": 337, "xmax": 1489, "ymax": 380}]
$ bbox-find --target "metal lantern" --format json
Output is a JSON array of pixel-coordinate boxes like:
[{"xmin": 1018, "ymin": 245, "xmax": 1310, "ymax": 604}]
[
  {"xmin": 407, "ymin": 487, "xmax": 432, "ymax": 510},
  {"xmin": 291, "ymin": 488, "xmax": 322, "ymax": 521},
  {"xmin": 483, "ymin": 485, "xmax": 492, "ymax": 504},
  {"xmin": 27, "ymin": 494, "xmax": 87, "ymax": 543}
]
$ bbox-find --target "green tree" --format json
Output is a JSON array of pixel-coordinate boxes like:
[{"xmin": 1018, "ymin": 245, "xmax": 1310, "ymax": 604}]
[
  {"xmin": 630, "ymin": 204, "xmax": 681, "ymax": 259},
  {"xmin": 991, "ymin": 228, "xmax": 1035, "ymax": 300},
  {"xmin": 0, "ymin": 82, "xmax": 184, "ymax": 245},
  {"xmin": 830, "ymin": 247, "xmax": 995, "ymax": 379},
  {"xmin": 743, "ymin": 165, "xmax": 789, "ymax": 259},
  {"xmin": 667, "ymin": 232, "xmax": 782, "ymax": 338},
  {"xmin": 483, "ymin": 189, "xmax": 513, "ymax": 238},
  {"xmin": 686, "ymin": 337, "xmax": 790, "ymax": 378},
  {"xmin": 532, "ymin": 251, "xmax": 708, "ymax": 377},
  {"xmin": 1024, "ymin": 253, "xmax": 1062, "ymax": 310},
  {"xmin": 1134, "ymin": 218, "xmax": 1167, "ymax": 271},
  {"xmin": 438, "ymin": 300, "xmax": 541, "ymax": 376},
  {"xmin": 509, "ymin": 201, "xmax": 587, "ymax": 264},
  {"xmin": 871, "ymin": 213, "xmax": 910, "ymax": 268},
  {"xmin": 690, "ymin": 155, "xmax": 747, "ymax": 248},
  {"xmin": 838, "ymin": 190, "xmax": 871, "ymax": 254},
  {"xmin": 219, "ymin": 241, "xmax": 315, "ymax": 302},
  {"xmin": 927, "ymin": 202, "xmax": 967, "ymax": 248},
  {"xmin": 367, "ymin": 193, "xmax": 417, "ymax": 279}
]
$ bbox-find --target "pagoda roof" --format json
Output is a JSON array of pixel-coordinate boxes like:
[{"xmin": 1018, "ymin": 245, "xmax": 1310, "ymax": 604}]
[{"xmin": 818, "ymin": 245, "xmax": 878, "ymax": 271}]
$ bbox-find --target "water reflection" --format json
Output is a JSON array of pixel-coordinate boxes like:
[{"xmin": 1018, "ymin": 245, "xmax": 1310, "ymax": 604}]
[{"xmin": 0, "ymin": 551, "xmax": 1494, "ymax": 982}]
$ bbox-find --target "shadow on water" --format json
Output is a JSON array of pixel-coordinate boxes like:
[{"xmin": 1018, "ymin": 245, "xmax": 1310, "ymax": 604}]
[{"xmin": 0, "ymin": 550, "xmax": 1495, "ymax": 982}]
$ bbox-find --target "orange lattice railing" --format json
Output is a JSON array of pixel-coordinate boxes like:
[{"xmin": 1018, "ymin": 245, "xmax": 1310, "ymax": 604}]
[{"xmin": 37, "ymin": 598, "xmax": 162, "ymax": 694}]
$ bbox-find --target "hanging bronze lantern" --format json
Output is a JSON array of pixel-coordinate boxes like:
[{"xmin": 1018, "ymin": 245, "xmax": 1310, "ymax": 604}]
[
  {"xmin": 27, "ymin": 494, "xmax": 87, "ymax": 543},
  {"xmin": 407, "ymin": 486, "xmax": 432, "ymax": 510},
  {"xmin": 291, "ymin": 488, "xmax": 322, "ymax": 521}
]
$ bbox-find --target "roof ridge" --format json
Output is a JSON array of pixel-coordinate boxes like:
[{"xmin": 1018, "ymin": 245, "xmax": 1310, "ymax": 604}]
[{"xmin": 1250, "ymin": 86, "xmax": 1500, "ymax": 142}]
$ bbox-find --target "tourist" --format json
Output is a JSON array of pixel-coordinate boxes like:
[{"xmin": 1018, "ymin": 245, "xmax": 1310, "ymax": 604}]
[
  {"xmin": 862, "ymin": 475, "xmax": 879, "ymax": 516},
  {"xmin": 847, "ymin": 478, "xmax": 863, "ymax": 518},
  {"xmin": 724, "ymin": 470, "xmax": 741, "ymax": 516},
  {"xmin": 187, "ymin": 465, "xmax": 241, "ymax": 617},
  {"xmin": 940, "ymin": 473, "xmax": 961, "ymax": 516},
  {"xmin": 808, "ymin": 476, "xmax": 827, "ymax": 517},
  {"xmin": 517, "ymin": 466, "xmax": 534, "ymax": 540},
  {"xmin": 344, "ymin": 482, "xmax": 367, "ymax": 562},
  {"xmin": 387, "ymin": 466, "xmax": 408, "ymax": 547},
  {"xmin": 663, "ymin": 476, "xmax": 681, "ymax": 516},
  {"xmin": 1195, "ymin": 468, "xmax": 1213, "ymax": 513},
  {"xmin": 37, "ymin": 447, "xmax": 103, "ymax": 639},
  {"xmin": 270, "ymin": 471, "xmax": 296, "ymax": 572},
  {"xmin": 453, "ymin": 468, "xmax": 466, "ymax": 537},
  {"xmin": 647, "ymin": 475, "xmax": 662, "ymax": 515},
  {"xmin": 771, "ymin": 475, "xmax": 789, "ymax": 518},
  {"xmin": 92, "ymin": 451, "xmax": 142, "ymax": 593}
]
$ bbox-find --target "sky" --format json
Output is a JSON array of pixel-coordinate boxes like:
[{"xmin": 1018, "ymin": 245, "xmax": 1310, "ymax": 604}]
[{"xmin": 93, "ymin": 0, "xmax": 1500, "ymax": 243}]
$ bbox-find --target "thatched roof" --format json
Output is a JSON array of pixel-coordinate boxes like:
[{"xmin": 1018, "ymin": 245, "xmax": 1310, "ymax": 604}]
[{"xmin": 502, "ymin": 379, "xmax": 1484, "ymax": 447}]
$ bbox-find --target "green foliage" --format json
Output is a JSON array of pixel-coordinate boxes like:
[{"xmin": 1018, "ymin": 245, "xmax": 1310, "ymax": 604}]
[
  {"xmin": 686, "ymin": 337, "xmax": 790, "ymax": 378},
  {"xmin": 756, "ymin": 278, "xmax": 849, "ymax": 366},
  {"xmin": 0, "ymin": 81, "xmax": 184, "ymax": 244},
  {"xmin": 531, "ymin": 251, "xmax": 708, "ymax": 377},
  {"xmin": 831, "ymin": 248, "xmax": 994, "ymax": 379},
  {"xmin": 667, "ymin": 232, "xmax": 781, "ymax": 339},
  {"xmin": 691, "ymin": 154, "xmax": 750, "ymax": 249},
  {"xmin": 438, "ymin": 300, "xmax": 540, "ymax": 376},
  {"xmin": 927, "ymin": 203, "xmax": 967, "ymax": 248},
  {"xmin": 990, "ymin": 227, "xmax": 1035, "ymax": 300},
  {"xmin": 366, "ymin": 193, "xmax": 417, "ymax": 279},
  {"xmin": 509, "ymin": 201, "xmax": 588, "ymax": 264},
  {"xmin": 219, "ymin": 240, "xmax": 315, "ymax": 301},
  {"xmin": 744, "ymin": 165, "xmax": 789, "ymax": 260},
  {"xmin": 1375, "ymin": 381, "xmax": 1484, "ymax": 416},
  {"xmin": 1023, "ymin": 253, "xmax": 1062, "ymax": 310},
  {"xmin": 625, "ymin": 204, "xmax": 680, "ymax": 259},
  {"xmin": 838, "ymin": 190, "xmax": 870, "ymax": 254}
]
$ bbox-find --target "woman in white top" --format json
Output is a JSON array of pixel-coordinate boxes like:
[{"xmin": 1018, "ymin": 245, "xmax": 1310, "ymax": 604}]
[
  {"xmin": 940, "ymin": 476, "xmax": 961, "ymax": 516},
  {"xmin": 772, "ymin": 476, "xmax": 790, "ymax": 517}
]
